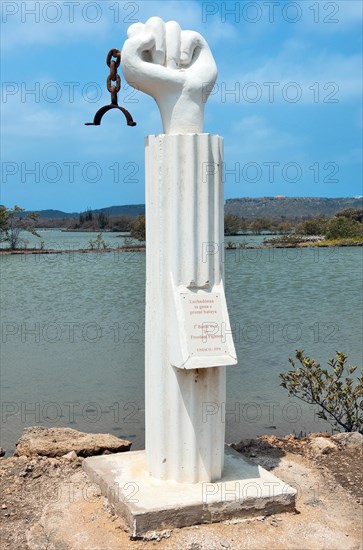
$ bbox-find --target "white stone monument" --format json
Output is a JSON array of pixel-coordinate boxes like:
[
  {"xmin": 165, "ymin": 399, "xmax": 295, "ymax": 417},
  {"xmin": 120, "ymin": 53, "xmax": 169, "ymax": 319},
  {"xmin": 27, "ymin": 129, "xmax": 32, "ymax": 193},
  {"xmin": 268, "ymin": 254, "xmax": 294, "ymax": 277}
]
[
  {"xmin": 121, "ymin": 16, "xmax": 236, "ymax": 484},
  {"xmin": 83, "ymin": 17, "xmax": 296, "ymax": 537}
]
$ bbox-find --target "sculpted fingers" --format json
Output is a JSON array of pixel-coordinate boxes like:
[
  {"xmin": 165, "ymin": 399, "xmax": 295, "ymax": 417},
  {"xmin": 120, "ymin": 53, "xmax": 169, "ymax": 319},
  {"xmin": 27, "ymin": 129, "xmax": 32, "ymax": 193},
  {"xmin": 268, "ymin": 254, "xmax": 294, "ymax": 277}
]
[
  {"xmin": 180, "ymin": 30, "xmax": 217, "ymax": 83},
  {"xmin": 165, "ymin": 21, "xmax": 181, "ymax": 69},
  {"xmin": 121, "ymin": 32, "xmax": 159, "ymax": 88},
  {"xmin": 127, "ymin": 22, "xmax": 144, "ymax": 38},
  {"xmin": 145, "ymin": 16, "xmax": 166, "ymax": 65},
  {"xmin": 180, "ymin": 31, "xmax": 204, "ymax": 67},
  {"xmin": 121, "ymin": 17, "xmax": 216, "ymax": 117},
  {"xmin": 122, "ymin": 16, "xmax": 166, "ymax": 80}
]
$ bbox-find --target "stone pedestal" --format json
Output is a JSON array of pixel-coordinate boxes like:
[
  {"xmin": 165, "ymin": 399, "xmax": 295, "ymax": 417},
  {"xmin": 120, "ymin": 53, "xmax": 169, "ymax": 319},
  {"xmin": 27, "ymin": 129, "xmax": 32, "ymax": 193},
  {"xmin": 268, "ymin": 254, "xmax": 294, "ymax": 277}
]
[{"xmin": 83, "ymin": 447, "xmax": 297, "ymax": 538}]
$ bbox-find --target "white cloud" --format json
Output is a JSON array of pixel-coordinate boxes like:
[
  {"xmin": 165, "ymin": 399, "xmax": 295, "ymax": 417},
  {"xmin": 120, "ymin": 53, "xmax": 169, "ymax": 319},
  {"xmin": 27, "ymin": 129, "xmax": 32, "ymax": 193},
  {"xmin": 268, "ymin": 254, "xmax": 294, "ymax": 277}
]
[
  {"xmin": 214, "ymin": 40, "xmax": 362, "ymax": 106},
  {"xmin": 281, "ymin": 0, "xmax": 363, "ymax": 35},
  {"xmin": 1, "ymin": 1, "xmax": 112, "ymax": 50},
  {"xmin": 1, "ymin": 0, "xmax": 224, "ymax": 51},
  {"xmin": 311, "ymin": 0, "xmax": 362, "ymax": 29},
  {"xmin": 0, "ymin": 1, "xmax": 181, "ymax": 51},
  {"xmin": 227, "ymin": 115, "xmax": 304, "ymax": 158},
  {"xmin": 0, "ymin": 70, "xmax": 160, "ymax": 161}
]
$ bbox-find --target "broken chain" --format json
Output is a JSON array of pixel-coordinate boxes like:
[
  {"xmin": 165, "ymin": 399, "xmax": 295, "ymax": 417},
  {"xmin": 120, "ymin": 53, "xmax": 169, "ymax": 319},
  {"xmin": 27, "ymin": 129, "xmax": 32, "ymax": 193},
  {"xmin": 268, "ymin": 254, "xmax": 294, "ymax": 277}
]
[
  {"xmin": 106, "ymin": 49, "xmax": 121, "ymax": 105},
  {"xmin": 85, "ymin": 48, "xmax": 136, "ymax": 127}
]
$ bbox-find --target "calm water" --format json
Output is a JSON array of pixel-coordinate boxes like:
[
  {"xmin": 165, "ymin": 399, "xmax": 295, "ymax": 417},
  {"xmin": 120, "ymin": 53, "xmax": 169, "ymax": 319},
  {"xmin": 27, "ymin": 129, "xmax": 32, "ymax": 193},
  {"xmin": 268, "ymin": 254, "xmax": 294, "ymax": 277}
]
[
  {"xmin": 0, "ymin": 229, "xmax": 266, "ymax": 250},
  {"xmin": 1, "ymin": 234, "xmax": 362, "ymax": 454}
]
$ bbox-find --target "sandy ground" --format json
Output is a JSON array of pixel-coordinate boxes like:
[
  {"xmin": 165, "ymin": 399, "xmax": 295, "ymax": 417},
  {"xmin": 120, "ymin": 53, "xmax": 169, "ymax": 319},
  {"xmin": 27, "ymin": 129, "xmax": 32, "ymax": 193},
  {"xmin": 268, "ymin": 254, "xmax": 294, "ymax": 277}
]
[{"xmin": 1, "ymin": 434, "xmax": 362, "ymax": 550}]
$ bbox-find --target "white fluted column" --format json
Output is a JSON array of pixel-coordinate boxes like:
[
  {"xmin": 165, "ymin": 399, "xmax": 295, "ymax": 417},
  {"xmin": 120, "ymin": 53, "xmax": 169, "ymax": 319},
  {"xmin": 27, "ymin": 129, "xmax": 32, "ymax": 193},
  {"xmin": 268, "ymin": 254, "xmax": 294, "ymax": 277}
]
[{"xmin": 145, "ymin": 134, "xmax": 236, "ymax": 483}]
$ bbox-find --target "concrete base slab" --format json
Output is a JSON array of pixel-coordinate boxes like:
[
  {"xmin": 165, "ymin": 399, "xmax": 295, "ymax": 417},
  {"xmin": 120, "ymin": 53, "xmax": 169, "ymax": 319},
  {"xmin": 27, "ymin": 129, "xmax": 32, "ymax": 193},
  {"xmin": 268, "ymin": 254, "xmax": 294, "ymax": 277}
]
[{"xmin": 83, "ymin": 447, "xmax": 296, "ymax": 538}]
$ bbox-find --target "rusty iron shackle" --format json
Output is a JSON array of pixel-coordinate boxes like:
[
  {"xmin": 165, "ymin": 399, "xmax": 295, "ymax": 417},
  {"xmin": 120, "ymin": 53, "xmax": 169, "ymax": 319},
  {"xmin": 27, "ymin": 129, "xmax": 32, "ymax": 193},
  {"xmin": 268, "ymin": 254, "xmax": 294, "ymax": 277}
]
[{"xmin": 85, "ymin": 48, "xmax": 136, "ymax": 128}]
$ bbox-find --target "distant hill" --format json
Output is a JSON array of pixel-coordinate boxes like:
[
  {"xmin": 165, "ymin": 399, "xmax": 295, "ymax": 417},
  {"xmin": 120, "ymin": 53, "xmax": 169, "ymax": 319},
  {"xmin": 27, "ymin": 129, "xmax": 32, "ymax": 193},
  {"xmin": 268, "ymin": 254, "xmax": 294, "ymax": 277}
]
[
  {"xmin": 91, "ymin": 205, "xmax": 145, "ymax": 217},
  {"xmin": 224, "ymin": 197, "xmax": 363, "ymax": 221},
  {"xmin": 22, "ymin": 209, "xmax": 78, "ymax": 219},
  {"xmin": 17, "ymin": 198, "xmax": 362, "ymax": 221},
  {"xmin": 18, "ymin": 205, "xmax": 145, "ymax": 219}
]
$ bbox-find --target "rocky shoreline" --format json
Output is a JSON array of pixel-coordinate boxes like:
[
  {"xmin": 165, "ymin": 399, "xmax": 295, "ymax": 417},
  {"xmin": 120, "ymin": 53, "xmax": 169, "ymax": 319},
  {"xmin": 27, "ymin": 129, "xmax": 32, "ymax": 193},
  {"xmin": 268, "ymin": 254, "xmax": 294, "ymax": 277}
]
[
  {"xmin": 0, "ymin": 246, "xmax": 145, "ymax": 255},
  {"xmin": 1, "ymin": 427, "xmax": 362, "ymax": 549},
  {"xmin": 1, "ymin": 240, "xmax": 362, "ymax": 256}
]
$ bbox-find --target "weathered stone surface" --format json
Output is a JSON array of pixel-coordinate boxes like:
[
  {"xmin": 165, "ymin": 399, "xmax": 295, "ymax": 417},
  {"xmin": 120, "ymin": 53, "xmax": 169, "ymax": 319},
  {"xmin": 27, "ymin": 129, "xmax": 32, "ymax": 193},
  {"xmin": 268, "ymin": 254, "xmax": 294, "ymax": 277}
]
[
  {"xmin": 14, "ymin": 427, "xmax": 131, "ymax": 458},
  {"xmin": 83, "ymin": 447, "xmax": 296, "ymax": 538},
  {"xmin": 332, "ymin": 432, "xmax": 363, "ymax": 448},
  {"xmin": 3, "ymin": 435, "xmax": 363, "ymax": 549},
  {"xmin": 309, "ymin": 437, "xmax": 336, "ymax": 455},
  {"xmin": 62, "ymin": 450, "xmax": 78, "ymax": 461}
]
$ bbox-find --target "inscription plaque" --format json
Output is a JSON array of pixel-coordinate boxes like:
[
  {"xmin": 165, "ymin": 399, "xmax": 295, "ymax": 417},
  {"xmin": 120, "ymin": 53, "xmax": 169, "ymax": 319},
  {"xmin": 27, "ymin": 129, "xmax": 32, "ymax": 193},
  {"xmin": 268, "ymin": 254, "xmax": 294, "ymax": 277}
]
[
  {"xmin": 170, "ymin": 283, "xmax": 237, "ymax": 369},
  {"xmin": 181, "ymin": 292, "xmax": 229, "ymax": 357}
]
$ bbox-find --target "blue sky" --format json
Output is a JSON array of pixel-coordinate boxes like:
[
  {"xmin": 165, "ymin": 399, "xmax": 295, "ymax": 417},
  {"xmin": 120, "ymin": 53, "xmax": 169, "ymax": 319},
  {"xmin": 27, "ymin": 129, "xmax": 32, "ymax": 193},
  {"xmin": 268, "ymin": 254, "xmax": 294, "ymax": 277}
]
[{"xmin": 1, "ymin": 0, "xmax": 362, "ymax": 211}]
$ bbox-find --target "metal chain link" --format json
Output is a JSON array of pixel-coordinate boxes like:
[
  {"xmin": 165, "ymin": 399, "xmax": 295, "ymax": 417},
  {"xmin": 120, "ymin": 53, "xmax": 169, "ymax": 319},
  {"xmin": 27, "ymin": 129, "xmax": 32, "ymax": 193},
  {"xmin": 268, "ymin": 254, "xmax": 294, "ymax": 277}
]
[
  {"xmin": 85, "ymin": 47, "xmax": 136, "ymax": 127},
  {"xmin": 106, "ymin": 49, "xmax": 121, "ymax": 104}
]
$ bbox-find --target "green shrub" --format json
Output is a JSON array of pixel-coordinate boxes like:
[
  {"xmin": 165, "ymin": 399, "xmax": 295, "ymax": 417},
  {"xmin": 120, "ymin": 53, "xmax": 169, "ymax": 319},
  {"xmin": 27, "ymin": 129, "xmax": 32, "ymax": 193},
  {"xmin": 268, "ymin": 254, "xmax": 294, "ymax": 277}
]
[
  {"xmin": 280, "ymin": 350, "xmax": 362, "ymax": 433},
  {"xmin": 325, "ymin": 216, "xmax": 362, "ymax": 240}
]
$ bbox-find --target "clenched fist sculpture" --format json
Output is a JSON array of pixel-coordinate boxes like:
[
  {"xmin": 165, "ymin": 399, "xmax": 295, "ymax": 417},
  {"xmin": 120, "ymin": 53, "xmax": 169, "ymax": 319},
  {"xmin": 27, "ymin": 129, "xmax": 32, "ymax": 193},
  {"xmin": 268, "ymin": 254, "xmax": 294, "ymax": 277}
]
[{"xmin": 121, "ymin": 17, "xmax": 217, "ymax": 134}]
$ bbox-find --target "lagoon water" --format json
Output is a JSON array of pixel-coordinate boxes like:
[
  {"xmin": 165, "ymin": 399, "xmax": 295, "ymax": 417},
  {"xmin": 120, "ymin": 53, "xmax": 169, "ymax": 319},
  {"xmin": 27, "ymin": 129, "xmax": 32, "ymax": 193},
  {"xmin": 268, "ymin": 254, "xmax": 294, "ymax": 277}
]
[{"xmin": 1, "ymin": 231, "xmax": 362, "ymax": 454}]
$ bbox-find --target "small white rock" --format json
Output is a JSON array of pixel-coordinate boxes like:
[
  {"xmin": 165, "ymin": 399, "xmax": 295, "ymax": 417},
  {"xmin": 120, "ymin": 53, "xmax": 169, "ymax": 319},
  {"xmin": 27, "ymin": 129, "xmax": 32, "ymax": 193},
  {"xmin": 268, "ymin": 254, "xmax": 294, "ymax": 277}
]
[
  {"xmin": 310, "ymin": 437, "xmax": 336, "ymax": 455},
  {"xmin": 62, "ymin": 450, "xmax": 77, "ymax": 461},
  {"xmin": 332, "ymin": 432, "xmax": 363, "ymax": 448}
]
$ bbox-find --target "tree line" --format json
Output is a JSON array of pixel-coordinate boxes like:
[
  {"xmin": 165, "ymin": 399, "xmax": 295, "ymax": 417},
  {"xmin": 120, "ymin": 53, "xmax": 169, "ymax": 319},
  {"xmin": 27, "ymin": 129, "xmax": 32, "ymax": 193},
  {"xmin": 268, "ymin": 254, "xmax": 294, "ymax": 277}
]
[
  {"xmin": 224, "ymin": 208, "xmax": 363, "ymax": 239},
  {"xmin": 119, "ymin": 208, "xmax": 363, "ymax": 243},
  {"xmin": 1, "ymin": 205, "xmax": 362, "ymax": 249}
]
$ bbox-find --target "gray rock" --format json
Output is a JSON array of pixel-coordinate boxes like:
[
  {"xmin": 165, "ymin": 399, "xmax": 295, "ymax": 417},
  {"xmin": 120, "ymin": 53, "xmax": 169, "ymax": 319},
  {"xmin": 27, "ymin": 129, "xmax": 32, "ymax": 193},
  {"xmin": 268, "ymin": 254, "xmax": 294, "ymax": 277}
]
[
  {"xmin": 142, "ymin": 529, "xmax": 171, "ymax": 541},
  {"xmin": 14, "ymin": 427, "xmax": 131, "ymax": 458},
  {"xmin": 332, "ymin": 432, "xmax": 363, "ymax": 448},
  {"xmin": 0, "ymin": 447, "xmax": 5, "ymax": 457},
  {"xmin": 309, "ymin": 436, "xmax": 337, "ymax": 455},
  {"xmin": 62, "ymin": 450, "xmax": 78, "ymax": 461}
]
